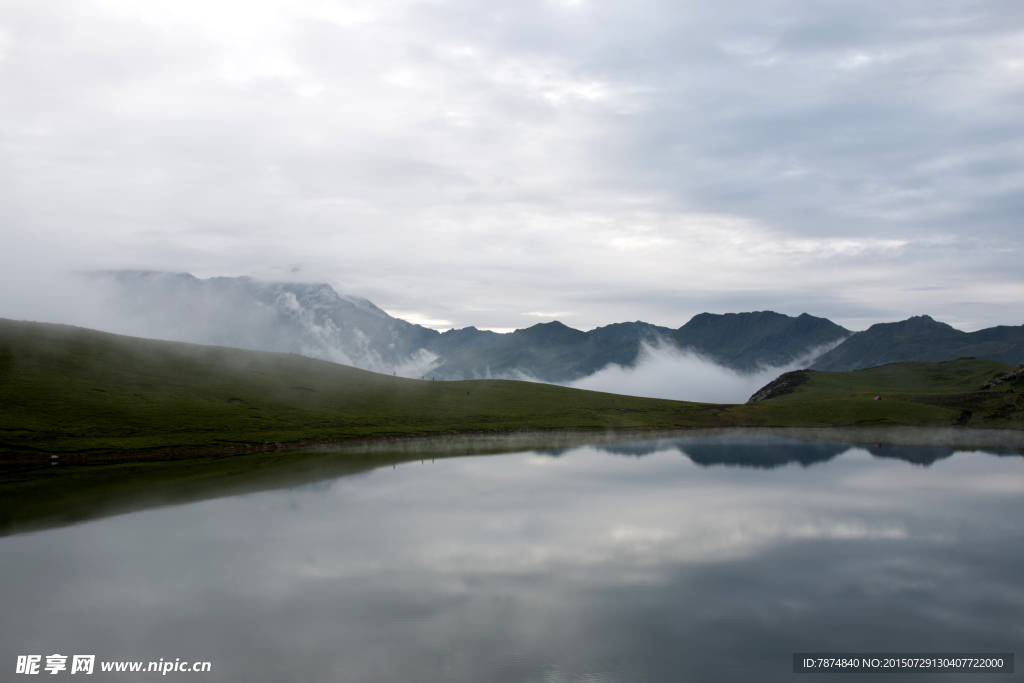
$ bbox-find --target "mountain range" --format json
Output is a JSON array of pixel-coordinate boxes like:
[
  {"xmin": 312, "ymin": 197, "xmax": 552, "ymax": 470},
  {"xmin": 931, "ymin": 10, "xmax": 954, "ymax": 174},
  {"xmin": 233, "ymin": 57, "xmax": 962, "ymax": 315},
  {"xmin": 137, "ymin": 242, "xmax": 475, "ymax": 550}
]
[
  {"xmin": 809, "ymin": 314, "xmax": 1024, "ymax": 371},
  {"xmin": 85, "ymin": 271, "xmax": 1024, "ymax": 382},
  {"xmin": 431, "ymin": 312, "xmax": 849, "ymax": 381}
]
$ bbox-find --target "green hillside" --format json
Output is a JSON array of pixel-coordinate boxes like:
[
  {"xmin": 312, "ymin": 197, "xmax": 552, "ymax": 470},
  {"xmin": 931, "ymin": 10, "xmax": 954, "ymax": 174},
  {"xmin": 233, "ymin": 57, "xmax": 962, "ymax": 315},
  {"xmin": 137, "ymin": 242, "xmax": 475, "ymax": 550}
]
[
  {"xmin": 1, "ymin": 319, "xmax": 1022, "ymax": 461},
  {"xmin": 0, "ymin": 319, "xmax": 711, "ymax": 457},
  {"xmin": 736, "ymin": 359, "xmax": 1024, "ymax": 428}
]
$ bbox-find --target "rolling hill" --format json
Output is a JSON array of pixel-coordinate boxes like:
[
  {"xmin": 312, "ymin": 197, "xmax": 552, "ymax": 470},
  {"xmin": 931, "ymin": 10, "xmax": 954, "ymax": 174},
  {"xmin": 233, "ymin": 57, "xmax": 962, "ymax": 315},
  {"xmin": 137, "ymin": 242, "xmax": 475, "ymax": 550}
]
[
  {"xmin": 745, "ymin": 359, "xmax": 1024, "ymax": 429},
  {"xmin": 0, "ymin": 318, "xmax": 712, "ymax": 457},
  {"xmin": 2, "ymin": 318, "xmax": 1023, "ymax": 463}
]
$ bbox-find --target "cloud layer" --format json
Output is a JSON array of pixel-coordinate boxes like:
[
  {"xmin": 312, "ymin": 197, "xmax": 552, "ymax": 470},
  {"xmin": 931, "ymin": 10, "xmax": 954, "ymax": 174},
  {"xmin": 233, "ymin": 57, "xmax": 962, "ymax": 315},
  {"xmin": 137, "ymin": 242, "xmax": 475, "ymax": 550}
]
[
  {"xmin": 1, "ymin": 0, "xmax": 1022, "ymax": 332},
  {"xmin": 566, "ymin": 340, "xmax": 831, "ymax": 403}
]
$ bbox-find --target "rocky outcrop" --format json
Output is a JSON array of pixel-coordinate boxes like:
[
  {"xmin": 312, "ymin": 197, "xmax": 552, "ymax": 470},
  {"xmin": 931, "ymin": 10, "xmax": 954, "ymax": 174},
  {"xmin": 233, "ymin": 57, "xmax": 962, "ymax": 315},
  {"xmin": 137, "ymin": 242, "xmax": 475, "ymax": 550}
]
[
  {"xmin": 747, "ymin": 369, "xmax": 812, "ymax": 403},
  {"xmin": 980, "ymin": 365, "xmax": 1024, "ymax": 389}
]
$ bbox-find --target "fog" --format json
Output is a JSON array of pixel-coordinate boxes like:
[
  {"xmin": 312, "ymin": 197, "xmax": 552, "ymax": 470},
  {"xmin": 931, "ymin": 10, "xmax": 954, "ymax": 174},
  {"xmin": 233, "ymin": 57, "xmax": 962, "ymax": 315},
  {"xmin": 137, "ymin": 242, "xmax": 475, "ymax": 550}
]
[
  {"xmin": 46, "ymin": 271, "xmax": 447, "ymax": 377},
  {"xmin": 566, "ymin": 341, "xmax": 833, "ymax": 404}
]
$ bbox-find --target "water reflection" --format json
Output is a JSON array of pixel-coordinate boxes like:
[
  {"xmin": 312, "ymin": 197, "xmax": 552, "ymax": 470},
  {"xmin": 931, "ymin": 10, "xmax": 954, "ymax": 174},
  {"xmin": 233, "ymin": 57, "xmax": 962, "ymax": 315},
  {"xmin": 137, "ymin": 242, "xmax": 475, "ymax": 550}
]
[
  {"xmin": 1, "ymin": 432, "xmax": 1023, "ymax": 682},
  {"xmin": 587, "ymin": 435, "xmax": 852, "ymax": 468},
  {"xmin": 587, "ymin": 434, "xmax": 1020, "ymax": 468}
]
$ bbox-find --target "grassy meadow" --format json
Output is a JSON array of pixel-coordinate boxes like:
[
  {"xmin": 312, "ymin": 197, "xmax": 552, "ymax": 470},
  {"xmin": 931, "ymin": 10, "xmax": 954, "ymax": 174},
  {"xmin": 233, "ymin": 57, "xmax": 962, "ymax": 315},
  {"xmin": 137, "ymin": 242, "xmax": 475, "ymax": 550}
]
[
  {"xmin": 0, "ymin": 319, "xmax": 715, "ymax": 456},
  {"xmin": 1, "ymin": 318, "xmax": 1022, "ymax": 461},
  {"xmin": 732, "ymin": 359, "xmax": 1024, "ymax": 429}
]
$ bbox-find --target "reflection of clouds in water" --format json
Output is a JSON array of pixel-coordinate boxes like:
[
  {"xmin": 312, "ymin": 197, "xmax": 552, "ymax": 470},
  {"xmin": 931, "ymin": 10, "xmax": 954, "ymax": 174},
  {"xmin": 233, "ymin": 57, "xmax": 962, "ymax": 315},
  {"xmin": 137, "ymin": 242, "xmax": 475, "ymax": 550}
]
[
  {"xmin": 35, "ymin": 446, "xmax": 988, "ymax": 587},
  {"xmin": 2, "ymin": 440, "xmax": 1024, "ymax": 682},
  {"xmin": 339, "ymin": 446, "xmax": 1018, "ymax": 578},
  {"xmin": 842, "ymin": 449, "xmax": 1024, "ymax": 495},
  {"xmin": 526, "ymin": 454, "xmax": 567, "ymax": 466}
]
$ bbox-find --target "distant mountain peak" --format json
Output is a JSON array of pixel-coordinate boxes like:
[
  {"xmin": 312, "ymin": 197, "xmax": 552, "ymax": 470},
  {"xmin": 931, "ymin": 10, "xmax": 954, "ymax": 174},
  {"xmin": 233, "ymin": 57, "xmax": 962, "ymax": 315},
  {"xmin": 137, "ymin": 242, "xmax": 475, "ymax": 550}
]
[
  {"xmin": 86, "ymin": 270, "xmax": 1023, "ymax": 384},
  {"xmin": 811, "ymin": 314, "xmax": 1024, "ymax": 371},
  {"xmin": 859, "ymin": 315, "xmax": 960, "ymax": 338},
  {"xmin": 672, "ymin": 311, "xmax": 849, "ymax": 372}
]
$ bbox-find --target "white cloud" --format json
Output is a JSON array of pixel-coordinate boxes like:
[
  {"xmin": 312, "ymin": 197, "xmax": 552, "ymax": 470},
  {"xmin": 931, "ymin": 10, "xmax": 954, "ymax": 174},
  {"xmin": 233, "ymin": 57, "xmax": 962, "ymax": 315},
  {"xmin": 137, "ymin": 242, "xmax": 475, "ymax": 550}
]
[
  {"xmin": 566, "ymin": 340, "xmax": 839, "ymax": 403},
  {"xmin": 0, "ymin": 0, "xmax": 1022, "ymax": 333},
  {"xmin": 382, "ymin": 311, "xmax": 453, "ymax": 329}
]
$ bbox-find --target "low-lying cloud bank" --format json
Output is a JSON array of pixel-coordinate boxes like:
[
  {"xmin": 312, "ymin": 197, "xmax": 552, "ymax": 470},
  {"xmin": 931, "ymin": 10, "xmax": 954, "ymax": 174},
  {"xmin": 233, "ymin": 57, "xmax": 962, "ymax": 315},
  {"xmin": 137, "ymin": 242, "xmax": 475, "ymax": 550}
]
[{"xmin": 564, "ymin": 341, "xmax": 834, "ymax": 404}]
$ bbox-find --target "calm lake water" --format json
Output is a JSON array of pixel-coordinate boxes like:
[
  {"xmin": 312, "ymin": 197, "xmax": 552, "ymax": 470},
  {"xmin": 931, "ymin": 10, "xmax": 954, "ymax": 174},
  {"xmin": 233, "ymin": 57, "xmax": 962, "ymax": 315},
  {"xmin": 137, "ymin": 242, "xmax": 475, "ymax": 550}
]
[{"xmin": 2, "ymin": 430, "xmax": 1023, "ymax": 682}]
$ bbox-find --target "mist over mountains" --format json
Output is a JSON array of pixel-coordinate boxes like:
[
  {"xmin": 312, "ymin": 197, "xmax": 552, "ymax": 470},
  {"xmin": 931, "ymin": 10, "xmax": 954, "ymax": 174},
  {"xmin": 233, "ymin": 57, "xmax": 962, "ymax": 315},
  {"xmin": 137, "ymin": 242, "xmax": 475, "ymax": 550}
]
[
  {"xmin": 89, "ymin": 271, "xmax": 499, "ymax": 376},
  {"xmin": 81, "ymin": 272, "xmax": 1024, "ymax": 402},
  {"xmin": 431, "ymin": 311, "xmax": 848, "ymax": 385}
]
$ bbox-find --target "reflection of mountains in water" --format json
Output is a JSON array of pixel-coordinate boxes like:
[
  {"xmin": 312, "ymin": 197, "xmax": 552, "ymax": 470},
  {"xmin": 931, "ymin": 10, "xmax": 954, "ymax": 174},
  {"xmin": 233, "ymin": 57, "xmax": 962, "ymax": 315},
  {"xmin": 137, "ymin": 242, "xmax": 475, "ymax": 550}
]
[{"xmin": 579, "ymin": 435, "xmax": 1022, "ymax": 469}]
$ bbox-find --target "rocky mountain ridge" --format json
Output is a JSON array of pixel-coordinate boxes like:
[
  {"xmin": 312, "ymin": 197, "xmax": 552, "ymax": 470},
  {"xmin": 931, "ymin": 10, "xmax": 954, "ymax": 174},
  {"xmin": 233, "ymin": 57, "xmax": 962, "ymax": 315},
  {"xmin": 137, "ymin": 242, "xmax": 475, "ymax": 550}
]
[
  {"xmin": 88, "ymin": 272, "xmax": 1023, "ymax": 383},
  {"xmin": 809, "ymin": 315, "xmax": 1024, "ymax": 371}
]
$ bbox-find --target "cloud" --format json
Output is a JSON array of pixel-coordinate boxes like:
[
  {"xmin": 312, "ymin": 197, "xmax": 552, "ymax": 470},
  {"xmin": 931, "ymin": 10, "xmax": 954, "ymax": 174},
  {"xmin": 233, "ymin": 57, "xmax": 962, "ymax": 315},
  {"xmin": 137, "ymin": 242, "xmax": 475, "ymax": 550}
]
[
  {"xmin": 566, "ymin": 340, "xmax": 837, "ymax": 404},
  {"xmin": 381, "ymin": 311, "xmax": 453, "ymax": 329},
  {"xmin": 0, "ymin": 0, "xmax": 1022, "ymax": 333}
]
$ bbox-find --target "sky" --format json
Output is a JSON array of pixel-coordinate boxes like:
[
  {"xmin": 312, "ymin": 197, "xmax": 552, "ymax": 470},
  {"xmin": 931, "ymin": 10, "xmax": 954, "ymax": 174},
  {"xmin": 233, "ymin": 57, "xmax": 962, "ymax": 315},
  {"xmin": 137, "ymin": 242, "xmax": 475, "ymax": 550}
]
[{"xmin": 1, "ymin": 0, "xmax": 1022, "ymax": 334}]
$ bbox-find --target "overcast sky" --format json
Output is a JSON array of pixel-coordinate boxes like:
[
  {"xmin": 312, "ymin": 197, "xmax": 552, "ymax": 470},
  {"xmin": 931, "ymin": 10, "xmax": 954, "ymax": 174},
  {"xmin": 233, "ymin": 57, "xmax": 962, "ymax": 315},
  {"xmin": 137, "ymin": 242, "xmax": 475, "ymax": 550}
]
[{"xmin": 1, "ymin": 0, "xmax": 1022, "ymax": 333}]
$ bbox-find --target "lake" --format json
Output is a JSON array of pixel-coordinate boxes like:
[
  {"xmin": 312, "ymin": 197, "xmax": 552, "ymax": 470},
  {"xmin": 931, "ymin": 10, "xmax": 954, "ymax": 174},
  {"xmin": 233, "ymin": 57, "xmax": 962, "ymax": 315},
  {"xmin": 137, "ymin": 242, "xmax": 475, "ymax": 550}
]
[{"xmin": 2, "ymin": 429, "xmax": 1022, "ymax": 681}]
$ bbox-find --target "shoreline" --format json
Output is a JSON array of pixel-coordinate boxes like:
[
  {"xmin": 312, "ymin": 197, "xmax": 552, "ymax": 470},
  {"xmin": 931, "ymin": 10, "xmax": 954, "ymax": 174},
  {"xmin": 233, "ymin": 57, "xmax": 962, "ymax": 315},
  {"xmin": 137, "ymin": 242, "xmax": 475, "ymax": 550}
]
[{"xmin": 4, "ymin": 424, "xmax": 1023, "ymax": 470}]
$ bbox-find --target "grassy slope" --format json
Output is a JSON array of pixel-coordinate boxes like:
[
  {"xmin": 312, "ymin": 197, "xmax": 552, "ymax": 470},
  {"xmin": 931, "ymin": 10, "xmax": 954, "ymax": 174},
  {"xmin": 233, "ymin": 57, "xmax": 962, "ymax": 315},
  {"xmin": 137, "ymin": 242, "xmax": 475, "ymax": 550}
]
[
  {"xmin": 0, "ymin": 319, "xmax": 712, "ymax": 455},
  {"xmin": 730, "ymin": 359, "xmax": 1024, "ymax": 428},
  {"xmin": 2, "ymin": 320, "xmax": 1023, "ymax": 460}
]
